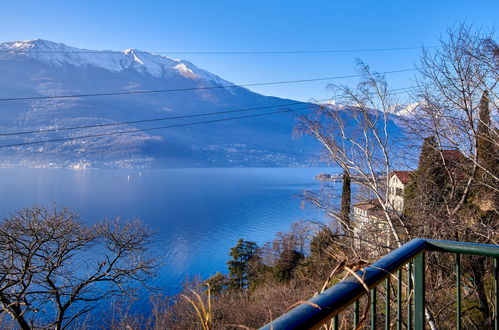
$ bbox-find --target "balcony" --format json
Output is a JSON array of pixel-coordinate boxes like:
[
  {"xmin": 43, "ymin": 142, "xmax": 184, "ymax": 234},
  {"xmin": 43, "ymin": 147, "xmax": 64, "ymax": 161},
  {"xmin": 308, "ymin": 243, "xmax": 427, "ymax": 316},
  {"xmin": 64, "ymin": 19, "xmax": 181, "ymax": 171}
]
[{"xmin": 260, "ymin": 239, "xmax": 499, "ymax": 329}]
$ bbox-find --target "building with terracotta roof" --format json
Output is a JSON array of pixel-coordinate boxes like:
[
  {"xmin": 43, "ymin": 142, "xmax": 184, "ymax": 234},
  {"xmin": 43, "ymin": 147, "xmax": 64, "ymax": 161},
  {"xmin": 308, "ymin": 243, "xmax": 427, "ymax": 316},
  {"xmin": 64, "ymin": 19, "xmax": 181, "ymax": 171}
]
[
  {"xmin": 387, "ymin": 171, "xmax": 414, "ymax": 214},
  {"xmin": 391, "ymin": 171, "xmax": 412, "ymax": 184},
  {"xmin": 351, "ymin": 149, "xmax": 467, "ymax": 249}
]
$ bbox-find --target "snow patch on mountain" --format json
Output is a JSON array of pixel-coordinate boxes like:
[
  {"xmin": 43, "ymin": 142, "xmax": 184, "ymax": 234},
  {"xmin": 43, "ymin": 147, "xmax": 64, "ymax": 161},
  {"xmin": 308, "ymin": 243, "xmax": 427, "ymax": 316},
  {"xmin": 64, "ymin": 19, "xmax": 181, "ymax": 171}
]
[
  {"xmin": 388, "ymin": 103, "xmax": 421, "ymax": 117},
  {"xmin": 174, "ymin": 63, "xmax": 199, "ymax": 79},
  {"xmin": 320, "ymin": 100, "xmax": 421, "ymax": 118},
  {"xmin": 0, "ymin": 39, "xmax": 230, "ymax": 85}
]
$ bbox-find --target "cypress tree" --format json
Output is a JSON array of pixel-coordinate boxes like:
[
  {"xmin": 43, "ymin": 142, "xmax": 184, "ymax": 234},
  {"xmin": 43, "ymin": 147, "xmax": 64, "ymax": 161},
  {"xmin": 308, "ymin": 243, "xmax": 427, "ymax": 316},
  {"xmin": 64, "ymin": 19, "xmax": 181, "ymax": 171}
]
[
  {"xmin": 465, "ymin": 91, "xmax": 497, "ymax": 328},
  {"xmin": 476, "ymin": 90, "xmax": 498, "ymax": 183},
  {"xmin": 340, "ymin": 169, "xmax": 351, "ymax": 233}
]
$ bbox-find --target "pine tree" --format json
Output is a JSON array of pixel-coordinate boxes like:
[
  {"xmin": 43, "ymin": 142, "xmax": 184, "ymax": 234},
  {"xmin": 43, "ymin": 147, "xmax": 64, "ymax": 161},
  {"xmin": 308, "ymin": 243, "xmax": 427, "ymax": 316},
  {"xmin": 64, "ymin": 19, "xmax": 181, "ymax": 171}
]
[
  {"xmin": 205, "ymin": 272, "xmax": 228, "ymax": 295},
  {"xmin": 227, "ymin": 239, "xmax": 259, "ymax": 290}
]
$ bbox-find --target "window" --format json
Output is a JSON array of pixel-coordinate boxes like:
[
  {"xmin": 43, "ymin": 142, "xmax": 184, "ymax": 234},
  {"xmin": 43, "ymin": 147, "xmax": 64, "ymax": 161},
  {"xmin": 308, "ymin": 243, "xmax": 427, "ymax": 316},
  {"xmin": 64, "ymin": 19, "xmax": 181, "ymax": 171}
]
[{"xmin": 396, "ymin": 188, "xmax": 403, "ymax": 196}]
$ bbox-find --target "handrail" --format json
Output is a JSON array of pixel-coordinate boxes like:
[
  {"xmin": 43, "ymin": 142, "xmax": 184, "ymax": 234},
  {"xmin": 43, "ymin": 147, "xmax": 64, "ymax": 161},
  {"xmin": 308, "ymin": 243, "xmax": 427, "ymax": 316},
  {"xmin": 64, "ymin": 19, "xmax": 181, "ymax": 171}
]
[
  {"xmin": 425, "ymin": 239, "xmax": 499, "ymax": 257},
  {"xmin": 260, "ymin": 238, "xmax": 499, "ymax": 330}
]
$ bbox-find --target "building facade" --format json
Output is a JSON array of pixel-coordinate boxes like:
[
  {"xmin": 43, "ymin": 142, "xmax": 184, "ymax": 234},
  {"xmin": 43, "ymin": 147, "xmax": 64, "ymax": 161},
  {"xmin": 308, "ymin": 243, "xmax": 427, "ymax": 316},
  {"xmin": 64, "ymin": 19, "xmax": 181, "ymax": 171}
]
[{"xmin": 386, "ymin": 171, "xmax": 412, "ymax": 215}]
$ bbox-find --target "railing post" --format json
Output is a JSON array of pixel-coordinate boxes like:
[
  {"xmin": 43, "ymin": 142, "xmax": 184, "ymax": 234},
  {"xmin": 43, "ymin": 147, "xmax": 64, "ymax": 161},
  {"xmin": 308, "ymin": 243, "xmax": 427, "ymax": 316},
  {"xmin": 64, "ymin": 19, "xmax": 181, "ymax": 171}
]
[
  {"xmin": 386, "ymin": 278, "xmax": 390, "ymax": 329},
  {"xmin": 408, "ymin": 261, "xmax": 412, "ymax": 329},
  {"xmin": 397, "ymin": 268, "xmax": 402, "ymax": 330},
  {"xmin": 495, "ymin": 257, "xmax": 498, "ymax": 330},
  {"xmin": 414, "ymin": 252, "xmax": 425, "ymax": 330},
  {"xmin": 456, "ymin": 253, "xmax": 461, "ymax": 330},
  {"xmin": 333, "ymin": 315, "xmax": 339, "ymax": 330},
  {"xmin": 354, "ymin": 300, "xmax": 359, "ymax": 327},
  {"xmin": 371, "ymin": 287, "xmax": 377, "ymax": 329}
]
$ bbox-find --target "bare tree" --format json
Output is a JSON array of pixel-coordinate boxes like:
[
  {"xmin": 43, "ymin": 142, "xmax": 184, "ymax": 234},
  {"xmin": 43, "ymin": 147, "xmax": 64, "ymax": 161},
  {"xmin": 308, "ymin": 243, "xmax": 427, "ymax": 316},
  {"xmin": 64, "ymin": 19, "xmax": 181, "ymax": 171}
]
[
  {"xmin": 297, "ymin": 61, "xmax": 443, "ymax": 328},
  {"xmin": 298, "ymin": 61, "xmax": 412, "ymax": 251},
  {"xmin": 401, "ymin": 24, "xmax": 499, "ymax": 328},
  {"xmin": 0, "ymin": 206, "xmax": 157, "ymax": 330},
  {"xmin": 405, "ymin": 24, "xmax": 498, "ymax": 210}
]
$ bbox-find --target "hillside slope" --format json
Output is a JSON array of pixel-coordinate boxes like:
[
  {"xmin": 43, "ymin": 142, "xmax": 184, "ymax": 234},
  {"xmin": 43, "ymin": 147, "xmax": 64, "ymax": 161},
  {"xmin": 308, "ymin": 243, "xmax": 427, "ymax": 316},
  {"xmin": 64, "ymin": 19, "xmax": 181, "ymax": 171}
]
[{"xmin": 0, "ymin": 40, "xmax": 320, "ymax": 168}]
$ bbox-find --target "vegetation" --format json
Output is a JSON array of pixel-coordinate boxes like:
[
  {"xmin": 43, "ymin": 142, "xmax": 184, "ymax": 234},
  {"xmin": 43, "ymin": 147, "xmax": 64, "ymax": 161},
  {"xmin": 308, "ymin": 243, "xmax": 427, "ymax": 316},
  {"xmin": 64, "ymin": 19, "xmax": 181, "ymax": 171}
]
[
  {"xmin": 227, "ymin": 239, "xmax": 260, "ymax": 290},
  {"xmin": 0, "ymin": 206, "xmax": 157, "ymax": 330},
  {"xmin": 477, "ymin": 90, "xmax": 499, "ymax": 189},
  {"xmin": 340, "ymin": 170, "xmax": 351, "ymax": 232},
  {"xmin": 403, "ymin": 136, "xmax": 448, "ymax": 221}
]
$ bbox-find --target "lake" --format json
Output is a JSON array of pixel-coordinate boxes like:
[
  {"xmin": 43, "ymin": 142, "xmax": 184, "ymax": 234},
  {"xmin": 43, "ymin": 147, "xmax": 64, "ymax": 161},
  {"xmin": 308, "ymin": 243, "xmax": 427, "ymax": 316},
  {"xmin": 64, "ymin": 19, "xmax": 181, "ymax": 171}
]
[{"xmin": 0, "ymin": 167, "xmax": 340, "ymax": 296}]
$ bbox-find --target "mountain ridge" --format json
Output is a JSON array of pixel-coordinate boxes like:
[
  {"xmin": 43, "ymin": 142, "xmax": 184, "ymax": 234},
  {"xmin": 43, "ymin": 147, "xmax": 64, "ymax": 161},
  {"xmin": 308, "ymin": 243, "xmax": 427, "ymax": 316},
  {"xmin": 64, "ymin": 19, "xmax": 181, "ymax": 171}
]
[
  {"xmin": 0, "ymin": 39, "xmax": 234, "ymax": 86},
  {"xmin": 0, "ymin": 39, "xmax": 321, "ymax": 169}
]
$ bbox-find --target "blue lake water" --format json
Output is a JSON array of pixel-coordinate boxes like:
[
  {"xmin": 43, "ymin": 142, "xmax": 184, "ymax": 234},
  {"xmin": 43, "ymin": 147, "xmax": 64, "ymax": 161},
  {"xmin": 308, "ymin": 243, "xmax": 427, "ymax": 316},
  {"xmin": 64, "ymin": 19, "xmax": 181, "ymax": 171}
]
[{"xmin": 0, "ymin": 167, "xmax": 340, "ymax": 296}]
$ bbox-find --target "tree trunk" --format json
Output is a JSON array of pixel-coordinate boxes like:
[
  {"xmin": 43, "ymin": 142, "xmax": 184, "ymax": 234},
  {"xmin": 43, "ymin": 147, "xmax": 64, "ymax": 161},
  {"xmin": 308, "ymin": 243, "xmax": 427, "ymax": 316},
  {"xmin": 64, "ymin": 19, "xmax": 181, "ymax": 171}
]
[{"xmin": 0, "ymin": 297, "xmax": 31, "ymax": 330}]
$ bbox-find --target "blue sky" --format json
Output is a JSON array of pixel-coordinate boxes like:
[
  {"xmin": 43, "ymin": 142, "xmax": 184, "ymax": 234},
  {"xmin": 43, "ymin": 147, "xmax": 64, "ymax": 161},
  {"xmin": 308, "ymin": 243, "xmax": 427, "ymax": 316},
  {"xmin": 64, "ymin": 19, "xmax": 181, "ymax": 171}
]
[{"xmin": 0, "ymin": 0, "xmax": 497, "ymax": 101}]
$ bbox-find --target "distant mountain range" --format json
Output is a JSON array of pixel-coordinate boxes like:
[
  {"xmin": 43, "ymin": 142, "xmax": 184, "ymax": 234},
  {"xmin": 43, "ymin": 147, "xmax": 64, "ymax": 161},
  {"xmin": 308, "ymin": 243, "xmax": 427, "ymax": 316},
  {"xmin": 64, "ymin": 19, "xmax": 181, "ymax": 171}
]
[
  {"xmin": 0, "ymin": 40, "xmax": 411, "ymax": 169},
  {"xmin": 0, "ymin": 39, "xmax": 328, "ymax": 168}
]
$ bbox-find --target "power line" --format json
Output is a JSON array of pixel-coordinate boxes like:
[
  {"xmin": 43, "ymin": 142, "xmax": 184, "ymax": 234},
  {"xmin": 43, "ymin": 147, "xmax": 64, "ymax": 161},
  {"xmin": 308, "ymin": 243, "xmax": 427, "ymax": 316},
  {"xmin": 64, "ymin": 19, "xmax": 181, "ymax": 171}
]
[
  {"xmin": 0, "ymin": 100, "xmax": 322, "ymax": 137},
  {"xmin": 0, "ymin": 69, "xmax": 416, "ymax": 102},
  {"xmin": 0, "ymin": 85, "xmax": 418, "ymax": 137},
  {"xmin": 390, "ymin": 86, "xmax": 417, "ymax": 92},
  {"xmin": 0, "ymin": 86, "xmax": 417, "ymax": 138},
  {"xmin": 0, "ymin": 87, "xmax": 418, "ymax": 149},
  {"xmin": 0, "ymin": 106, "xmax": 314, "ymax": 149},
  {"xmin": 0, "ymin": 46, "xmax": 437, "ymax": 55}
]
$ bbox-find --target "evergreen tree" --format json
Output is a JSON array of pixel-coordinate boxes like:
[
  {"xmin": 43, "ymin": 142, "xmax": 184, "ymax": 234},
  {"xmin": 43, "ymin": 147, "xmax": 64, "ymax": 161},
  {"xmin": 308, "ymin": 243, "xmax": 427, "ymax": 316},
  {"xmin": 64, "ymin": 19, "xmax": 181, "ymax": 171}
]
[
  {"xmin": 273, "ymin": 248, "xmax": 304, "ymax": 282},
  {"xmin": 421, "ymin": 136, "xmax": 447, "ymax": 191},
  {"xmin": 340, "ymin": 169, "xmax": 351, "ymax": 233},
  {"xmin": 404, "ymin": 136, "xmax": 447, "ymax": 220},
  {"xmin": 310, "ymin": 227, "xmax": 335, "ymax": 259},
  {"xmin": 418, "ymin": 136, "xmax": 440, "ymax": 173},
  {"xmin": 206, "ymin": 272, "xmax": 229, "ymax": 295},
  {"xmin": 476, "ymin": 90, "xmax": 498, "ymax": 183},
  {"xmin": 227, "ymin": 239, "xmax": 259, "ymax": 290}
]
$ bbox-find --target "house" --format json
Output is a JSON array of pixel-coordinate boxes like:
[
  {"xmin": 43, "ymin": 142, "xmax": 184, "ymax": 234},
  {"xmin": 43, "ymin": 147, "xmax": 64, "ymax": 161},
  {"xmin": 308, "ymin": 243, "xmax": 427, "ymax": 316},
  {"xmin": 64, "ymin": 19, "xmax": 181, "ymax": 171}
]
[
  {"xmin": 352, "ymin": 149, "xmax": 465, "ymax": 248},
  {"xmin": 353, "ymin": 199, "xmax": 384, "ymax": 226},
  {"xmin": 353, "ymin": 171, "xmax": 413, "ymax": 224},
  {"xmin": 385, "ymin": 150, "xmax": 464, "ymax": 214},
  {"xmin": 352, "ymin": 198, "xmax": 390, "ymax": 249},
  {"xmin": 441, "ymin": 149, "xmax": 465, "ymax": 165},
  {"xmin": 352, "ymin": 171, "xmax": 412, "ymax": 248},
  {"xmin": 386, "ymin": 171, "xmax": 413, "ymax": 214}
]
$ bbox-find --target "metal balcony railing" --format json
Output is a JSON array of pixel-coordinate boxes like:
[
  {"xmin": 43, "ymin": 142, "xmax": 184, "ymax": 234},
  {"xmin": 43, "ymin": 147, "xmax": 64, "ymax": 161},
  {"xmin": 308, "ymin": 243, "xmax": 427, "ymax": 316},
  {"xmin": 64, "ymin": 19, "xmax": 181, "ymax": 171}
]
[{"xmin": 260, "ymin": 238, "xmax": 499, "ymax": 330}]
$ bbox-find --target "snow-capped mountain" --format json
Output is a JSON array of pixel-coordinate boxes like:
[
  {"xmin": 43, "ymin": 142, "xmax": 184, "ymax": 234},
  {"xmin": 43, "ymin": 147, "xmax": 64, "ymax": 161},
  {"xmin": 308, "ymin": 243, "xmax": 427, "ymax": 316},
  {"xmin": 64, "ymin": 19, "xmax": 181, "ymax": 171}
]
[
  {"xmin": 388, "ymin": 103, "xmax": 421, "ymax": 117},
  {"xmin": 0, "ymin": 39, "xmax": 231, "ymax": 83},
  {"xmin": 0, "ymin": 39, "xmax": 320, "ymax": 168}
]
